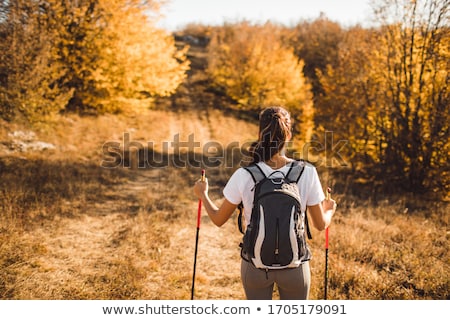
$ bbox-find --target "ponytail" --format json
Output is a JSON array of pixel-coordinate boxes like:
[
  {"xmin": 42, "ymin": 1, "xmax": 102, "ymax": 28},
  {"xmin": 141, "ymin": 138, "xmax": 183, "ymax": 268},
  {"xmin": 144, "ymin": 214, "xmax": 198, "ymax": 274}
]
[{"xmin": 250, "ymin": 107, "xmax": 291, "ymax": 164}]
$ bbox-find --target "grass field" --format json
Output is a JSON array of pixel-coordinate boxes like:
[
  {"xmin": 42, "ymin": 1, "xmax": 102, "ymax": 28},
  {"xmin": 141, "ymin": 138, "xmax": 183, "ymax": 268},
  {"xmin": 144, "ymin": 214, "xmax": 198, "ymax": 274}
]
[{"xmin": 0, "ymin": 108, "xmax": 448, "ymax": 300}]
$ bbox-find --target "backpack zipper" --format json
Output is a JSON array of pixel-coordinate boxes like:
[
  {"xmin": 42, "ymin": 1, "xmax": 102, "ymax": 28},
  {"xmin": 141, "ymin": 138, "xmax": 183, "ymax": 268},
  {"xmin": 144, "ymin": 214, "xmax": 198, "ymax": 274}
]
[{"xmin": 274, "ymin": 218, "xmax": 279, "ymax": 263}]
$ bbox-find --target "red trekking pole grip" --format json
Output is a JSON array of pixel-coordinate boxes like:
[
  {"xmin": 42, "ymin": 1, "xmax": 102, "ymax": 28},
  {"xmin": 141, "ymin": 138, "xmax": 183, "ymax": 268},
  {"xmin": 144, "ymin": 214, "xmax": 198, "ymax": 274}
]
[{"xmin": 197, "ymin": 199, "xmax": 202, "ymax": 228}]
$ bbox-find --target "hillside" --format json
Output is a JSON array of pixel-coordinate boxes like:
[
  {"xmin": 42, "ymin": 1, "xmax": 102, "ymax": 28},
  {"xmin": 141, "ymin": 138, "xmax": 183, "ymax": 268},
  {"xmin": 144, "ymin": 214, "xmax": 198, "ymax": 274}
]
[
  {"xmin": 0, "ymin": 35, "xmax": 448, "ymax": 300},
  {"xmin": 0, "ymin": 107, "xmax": 257, "ymax": 299}
]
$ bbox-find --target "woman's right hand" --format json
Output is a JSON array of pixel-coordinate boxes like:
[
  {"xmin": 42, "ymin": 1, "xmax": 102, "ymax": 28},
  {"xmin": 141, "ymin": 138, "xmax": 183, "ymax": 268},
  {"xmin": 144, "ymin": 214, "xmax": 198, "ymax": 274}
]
[{"xmin": 193, "ymin": 178, "xmax": 209, "ymax": 199}]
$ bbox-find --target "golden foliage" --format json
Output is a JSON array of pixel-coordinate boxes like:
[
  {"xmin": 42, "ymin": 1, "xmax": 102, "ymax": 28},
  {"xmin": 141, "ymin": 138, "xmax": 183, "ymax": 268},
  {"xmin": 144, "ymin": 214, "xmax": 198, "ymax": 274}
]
[
  {"xmin": 0, "ymin": 0, "xmax": 73, "ymax": 122},
  {"xmin": 91, "ymin": 0, "xmax": 190, "ymax": 112},
  {"xmin": 0, "ymin": 0, "xmax": 189, "ymax": 118},
  {"xmin": 207, "ymin": 22, "xmax": 311, "ymax": 108},
  {"xmin": 317, "ymin": 0, "xmax": 449, "ymax": 194},
  {"xmin": 206, "ymin": 22, "xmax": 314, "ymax": 142},
  {"xmin": 317, "ymin": 27, "xmax": 381, "ymax": 164},
  {"xmin": 287, "ymin": 14, "xmax": 344, "ymax": 98}
]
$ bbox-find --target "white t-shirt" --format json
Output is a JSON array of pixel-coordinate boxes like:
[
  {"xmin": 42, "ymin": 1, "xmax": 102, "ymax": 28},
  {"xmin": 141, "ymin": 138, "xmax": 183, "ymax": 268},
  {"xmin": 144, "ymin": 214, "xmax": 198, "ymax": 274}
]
[{"xmin": 223, "ymin": 161, "xmax": 325, "ymax": 227}]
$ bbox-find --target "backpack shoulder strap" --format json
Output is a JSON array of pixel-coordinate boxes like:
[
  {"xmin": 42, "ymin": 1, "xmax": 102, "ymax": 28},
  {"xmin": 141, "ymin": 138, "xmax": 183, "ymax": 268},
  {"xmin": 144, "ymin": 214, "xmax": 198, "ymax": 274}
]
[
  {"xmin": 237, "ymin": 164, "xmax": 266, "ymax": 235},
  {"xmin": 286, "ymin": 160, "xmax": 312, "ymax": 240},
  {"xmin": 286, "ymin": 160, "xmax": 306, "ymax": 183},
  {"xmin": 243, "ymin": 163, "xmax": 266, "ymax": 183},
  {"xmin": 237, "ymin": 202, "xmax": 245, "ymax": 234}
]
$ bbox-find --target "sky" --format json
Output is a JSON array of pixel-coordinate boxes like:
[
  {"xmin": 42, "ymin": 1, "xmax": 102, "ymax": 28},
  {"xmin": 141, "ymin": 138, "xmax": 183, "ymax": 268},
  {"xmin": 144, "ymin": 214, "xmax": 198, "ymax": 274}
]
[{"xmin": 158, "ymin": 0, "xmax": 374, "ymax": 31}]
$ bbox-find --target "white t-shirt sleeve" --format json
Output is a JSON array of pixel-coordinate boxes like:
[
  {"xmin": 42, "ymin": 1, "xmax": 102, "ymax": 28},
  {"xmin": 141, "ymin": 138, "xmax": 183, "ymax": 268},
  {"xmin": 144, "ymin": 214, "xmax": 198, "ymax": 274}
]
[
  {"xmin": 223, "ymin": 168, "xmax": 245, "ymax": 205},
  {"xmin": 304, "ymin": 165, "xmax": 325, "ymax": 206}
]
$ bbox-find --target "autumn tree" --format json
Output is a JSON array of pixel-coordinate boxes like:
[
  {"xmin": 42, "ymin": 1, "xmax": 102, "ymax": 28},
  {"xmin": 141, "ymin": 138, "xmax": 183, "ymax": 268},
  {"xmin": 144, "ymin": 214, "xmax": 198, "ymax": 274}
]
[
  {"xmin": 319, "ymin": 0, "xmax": 449, "ymax": 195},
  {"xmin": 372, "ymin": 0, "xmax": 449, "ymax": 194},
  {"xmin": 317, "ymin": 27, "xmax": 381, "ymax": 169},
  {"xmin": 87, "ymin": 0, "xmax": 189, "ymax": 112},
  {"xmin": 47, "ymin": 0, "xmax": 102, "ymax": 113},
  {"xmin": 54, "ymin": 0, "xmax": 189, "ymax": 113},
  {"xmin": 207, "ymin": 21, "xmax": 314, "ymax": 142},
  {"xmin": 0, "ymin": 0, "xmax": 72, "ymax": 121},
  {"xmin": 288, "ymin": 14, "xmax": 344, "ymax": 101},
  {"xmin": 0, "ymin": 0, "xmax": 189, "ymax": 119}
]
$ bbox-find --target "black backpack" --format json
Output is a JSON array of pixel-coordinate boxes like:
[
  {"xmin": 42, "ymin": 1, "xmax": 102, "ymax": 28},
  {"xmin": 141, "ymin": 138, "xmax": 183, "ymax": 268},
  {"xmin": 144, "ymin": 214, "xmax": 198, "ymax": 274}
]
[{"xmin": 238, "ymin": 160, "xmax": 312, "ymax": 269}]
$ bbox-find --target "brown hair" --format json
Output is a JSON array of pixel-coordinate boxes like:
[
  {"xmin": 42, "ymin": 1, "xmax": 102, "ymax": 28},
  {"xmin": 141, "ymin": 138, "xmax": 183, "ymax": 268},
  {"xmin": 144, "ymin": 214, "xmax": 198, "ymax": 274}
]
[{"xmin": 250, "ymin": 106, "xmax": 291, "ymax": 164}]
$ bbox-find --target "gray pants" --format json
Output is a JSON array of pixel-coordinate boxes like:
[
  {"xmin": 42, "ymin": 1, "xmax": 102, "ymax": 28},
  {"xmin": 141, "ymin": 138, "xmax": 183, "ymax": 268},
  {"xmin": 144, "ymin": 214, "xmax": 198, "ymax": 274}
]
[{"xmin": 240, "ymin": 259, "xmax": 311, "ymax": 300}]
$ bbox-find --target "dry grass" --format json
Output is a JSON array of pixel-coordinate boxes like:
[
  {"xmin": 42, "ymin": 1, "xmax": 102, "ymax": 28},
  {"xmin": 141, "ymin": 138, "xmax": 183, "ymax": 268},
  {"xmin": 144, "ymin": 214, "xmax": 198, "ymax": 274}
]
[
  {"xmin": 0, "ymin": 108, "xmax": 448, "ymax": 300},
  {"xmin": 0, "ymin": 108, "xmax": 253, "ymax": 300},
  {"xmin": 307, "ymin": 200, "xmax": 448, "ymax": 300}
]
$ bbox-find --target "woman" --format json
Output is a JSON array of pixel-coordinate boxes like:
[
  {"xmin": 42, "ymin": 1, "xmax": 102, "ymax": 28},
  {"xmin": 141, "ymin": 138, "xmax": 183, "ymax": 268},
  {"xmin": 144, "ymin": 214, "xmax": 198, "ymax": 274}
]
[{"xmin": 193, "ymin": 106, "xmax": 336, "ymax": 300}]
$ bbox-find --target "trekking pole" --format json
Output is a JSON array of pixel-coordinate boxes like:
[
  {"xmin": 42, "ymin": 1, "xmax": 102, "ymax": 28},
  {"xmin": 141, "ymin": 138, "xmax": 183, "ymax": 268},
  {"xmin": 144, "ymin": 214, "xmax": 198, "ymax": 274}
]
[
  {"xmin": 324, "ymin": 186, "xmax": 331, "ymax": 300},
  {"xmin": 191, "ymin": 169, "xmax": 205, "ymax": 300}
]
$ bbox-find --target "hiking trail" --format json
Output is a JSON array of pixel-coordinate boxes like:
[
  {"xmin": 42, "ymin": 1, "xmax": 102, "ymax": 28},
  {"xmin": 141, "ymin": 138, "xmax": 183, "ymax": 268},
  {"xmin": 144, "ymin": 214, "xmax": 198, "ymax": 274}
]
[{"xmin": 21, "ymin": 110, "xmax": 247, "ymax": 299}]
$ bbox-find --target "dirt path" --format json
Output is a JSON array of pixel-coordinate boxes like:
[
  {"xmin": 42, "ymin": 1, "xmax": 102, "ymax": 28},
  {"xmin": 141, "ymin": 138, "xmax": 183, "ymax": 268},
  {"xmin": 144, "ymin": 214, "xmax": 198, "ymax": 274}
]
[
  {"xmin": 140, "ymin": 110, "xmax": 245, "ymax": 299},
  {"xmin": 20, "ymin": 110, "xmax": 247, "ymax": 299}
]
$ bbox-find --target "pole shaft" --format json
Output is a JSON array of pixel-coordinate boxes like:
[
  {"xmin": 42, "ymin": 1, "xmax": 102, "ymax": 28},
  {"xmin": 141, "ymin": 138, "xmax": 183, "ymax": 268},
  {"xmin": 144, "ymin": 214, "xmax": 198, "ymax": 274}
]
[
  {"xmin": 324, "ymin": 187, "xmax": 331, "ymax": 300},
  {"xmin": 191, "ymin": 227, "xmax": 200, "ymax": 300},
  {"xmin": 324, "ymin": 247, "xmax": 329, "ymax": 300},
  {"xmin": 191, "ymin": 170, "xmax": 205, "ymax": 300}
]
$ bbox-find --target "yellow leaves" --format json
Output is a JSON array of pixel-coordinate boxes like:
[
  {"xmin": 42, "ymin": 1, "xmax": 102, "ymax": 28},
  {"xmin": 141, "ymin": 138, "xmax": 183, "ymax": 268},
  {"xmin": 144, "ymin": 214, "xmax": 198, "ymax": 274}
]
[
  {"xmin": 315, "ymin": 0, "xmax": 449, "ymax": 193},
  {"xmin": 207, "ymin": 22, "xmax": 312, "ymax": 115},
  {"xmin": 86, "ymin": 0, "xmax": 189, "ymax": 111}
]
